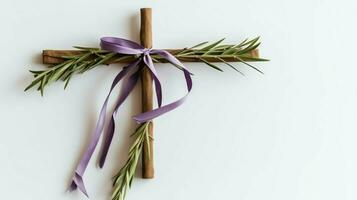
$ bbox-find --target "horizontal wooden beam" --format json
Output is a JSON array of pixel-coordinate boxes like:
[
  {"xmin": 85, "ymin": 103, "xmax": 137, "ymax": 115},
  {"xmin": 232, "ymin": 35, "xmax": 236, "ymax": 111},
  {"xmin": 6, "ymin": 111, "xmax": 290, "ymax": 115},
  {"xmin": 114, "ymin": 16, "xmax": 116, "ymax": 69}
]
[{"xmin": 43, "ymin": 49, "xmax": 260, "ymax": 65}]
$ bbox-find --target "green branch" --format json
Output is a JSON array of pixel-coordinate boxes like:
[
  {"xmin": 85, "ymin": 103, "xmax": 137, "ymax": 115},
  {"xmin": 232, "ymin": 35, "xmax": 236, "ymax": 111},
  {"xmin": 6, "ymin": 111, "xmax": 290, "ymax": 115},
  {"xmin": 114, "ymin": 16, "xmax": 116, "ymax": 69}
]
[
  {"xmin": 25, "ymin": 37, "xmax": 267, "ymax": 95},
  {"xmin": 111, "ymin": 122, "xmax": 151, "ymax": 200}
]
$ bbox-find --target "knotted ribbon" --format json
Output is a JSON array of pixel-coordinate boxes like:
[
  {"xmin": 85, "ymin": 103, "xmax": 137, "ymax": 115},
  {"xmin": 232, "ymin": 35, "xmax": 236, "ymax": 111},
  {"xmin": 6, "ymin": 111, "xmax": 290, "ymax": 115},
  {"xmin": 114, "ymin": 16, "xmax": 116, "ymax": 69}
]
[{"xmin": 69, "ymin": 37, "xmax": 192, "ymax": 197}]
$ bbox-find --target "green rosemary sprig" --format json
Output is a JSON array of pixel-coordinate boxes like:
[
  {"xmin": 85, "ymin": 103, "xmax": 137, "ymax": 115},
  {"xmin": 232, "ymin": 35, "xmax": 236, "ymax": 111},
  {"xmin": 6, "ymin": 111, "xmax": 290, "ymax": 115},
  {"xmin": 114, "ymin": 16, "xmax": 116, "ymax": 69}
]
[
  {"xmin": 24, "ymin": 47, "xmax": 133, "ymax": 96},
  {"xmin": 25, "ymin": 38, "xmax": 268, "ymax": 95},
  {"xmin": 111, "ymin": 122, "xmax": 151, "ymax": 200},
  {"xmin": 172, "ymin": 37, "xmax": 268, "ymax": 74}
]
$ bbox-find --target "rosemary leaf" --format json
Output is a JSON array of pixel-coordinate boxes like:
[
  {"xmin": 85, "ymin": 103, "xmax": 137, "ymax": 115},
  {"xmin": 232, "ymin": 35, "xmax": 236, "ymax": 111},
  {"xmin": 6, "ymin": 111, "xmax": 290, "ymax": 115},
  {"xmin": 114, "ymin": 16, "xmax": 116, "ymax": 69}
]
[
  {"xmin": 64, "ymin": 75, "xmax": 72, "ymax": 89},
  {"xmin": 189, "ymin": 41, "xmax": 210, "ymax": 49},
  {"xmin": 177, "ymin": 41, "xmax": 210, "ymax": 54},
  {"xmin": 238, "ymin": 56, "xmax": 270, "ymax": 62},
  {"xmin": 73, "ymin": 46, "xmax": 100, "ymax": 50},
  {"xmin": 201, "ymin": 38, "xmax": 225, "ymax": 51},
  {"xmin": 40, "ymin": 75, "xmax": 46, "ymax": 96},
  {"xmin": 112, "ymin": 122, "xmax": 150, "ymax": 200},
  {"xmin": 235, "ymin": 56, "xmax": 264, "ymax": 74},
  {"xmin": 24, "ymin": 75, "xmax": 43, "ymax": 91},
  {"xmin": 199, "ymin": 58, "xmax": 223, "ymax": 72},
  {"xmin": 217, "ymin": 57, "xmax": 244, "ymax": 76},
  {"xmin": 238, "ymin": 42, "xmax": 261, "ymax": 55}
]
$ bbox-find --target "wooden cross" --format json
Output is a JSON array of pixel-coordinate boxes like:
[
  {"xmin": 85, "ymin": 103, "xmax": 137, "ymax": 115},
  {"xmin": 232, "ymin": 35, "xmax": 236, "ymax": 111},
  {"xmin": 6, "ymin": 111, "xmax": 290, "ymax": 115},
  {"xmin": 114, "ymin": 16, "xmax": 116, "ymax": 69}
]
[{"xmin": 41, "ymin": 8, "xmax": 260, "ymax": 179}]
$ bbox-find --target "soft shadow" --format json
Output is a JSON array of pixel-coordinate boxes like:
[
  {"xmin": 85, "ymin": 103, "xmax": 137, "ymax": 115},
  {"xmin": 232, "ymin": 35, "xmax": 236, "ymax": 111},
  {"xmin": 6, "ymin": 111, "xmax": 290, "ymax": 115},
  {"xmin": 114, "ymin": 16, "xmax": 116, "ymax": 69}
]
[
  {"xmin": 17, "ymin": 54, "xmax": 43, "ymax": 92},
  {"xmin": 31, "ymin": 53, "xmax": 43, "ymax": 65}
]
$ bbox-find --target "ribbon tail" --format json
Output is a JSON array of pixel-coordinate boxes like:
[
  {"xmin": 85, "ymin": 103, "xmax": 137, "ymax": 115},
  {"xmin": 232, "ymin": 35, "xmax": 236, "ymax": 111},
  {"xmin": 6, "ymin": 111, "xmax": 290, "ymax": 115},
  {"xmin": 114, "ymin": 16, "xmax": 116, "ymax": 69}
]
[
  {"xmin": 143, "ymin": 55, "xmax": 163, "ymax": 107},
  {"xmin": 69, "ymin": 63, "xmax": 135, "ymax": 196},
  {"xmin": 133, "ymin": 67, "xmax": 192, "ymax": 123},
  {"xmin": 98, "ymin": 69, "xmax": 141, "ymax": 168},
  {"xmin": 153, "ymin": 75, "xmax": 162, "ymax": 107},
  {"xmin": 69, "ymin": 172, "xmax": 88, "ymax": 197},
  {"xmin": 132, "ymin": 94, "xmax": 187, "ymax": 123},
  {"xmin": 133, "ymin": 51, "xmax": 192, "ymax": 123},
  {"xmin": 98, "ymin": 117, "xmax": 115, "ymax": 168}
]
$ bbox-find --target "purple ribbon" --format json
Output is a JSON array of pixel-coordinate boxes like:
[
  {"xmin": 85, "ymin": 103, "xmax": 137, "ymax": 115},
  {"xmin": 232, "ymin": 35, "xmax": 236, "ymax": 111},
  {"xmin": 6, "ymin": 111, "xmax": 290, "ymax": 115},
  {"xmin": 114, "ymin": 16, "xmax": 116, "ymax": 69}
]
[{"xmin": 69, "ymin": 37, "xmax": 192, "ymax": 197}]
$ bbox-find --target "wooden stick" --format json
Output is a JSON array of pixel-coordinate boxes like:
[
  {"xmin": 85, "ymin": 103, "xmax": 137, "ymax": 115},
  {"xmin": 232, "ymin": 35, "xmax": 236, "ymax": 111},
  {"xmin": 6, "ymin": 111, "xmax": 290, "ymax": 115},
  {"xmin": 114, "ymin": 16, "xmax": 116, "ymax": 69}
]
[
  {"xmin": 42, "ymin": 49, "xmax": 259, "ymax": 64},
  {"xmin": 140, "ymin": 8, "xmax": 154, "ymax": 179},
  {"xmin": 40, "ymin": 9, "xmax": 261, "ymax": 179}
]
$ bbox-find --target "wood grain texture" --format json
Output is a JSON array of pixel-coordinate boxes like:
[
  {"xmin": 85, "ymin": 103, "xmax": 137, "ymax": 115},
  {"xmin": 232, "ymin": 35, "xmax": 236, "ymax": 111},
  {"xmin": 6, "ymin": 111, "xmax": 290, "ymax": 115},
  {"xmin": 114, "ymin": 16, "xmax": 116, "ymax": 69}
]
[
  {"xmin": 42, "ymin": 49, "xmax": 260, "ymax": 64},
  {"xmin": 140, "ymin": 8, "xmax": 155, "ymax": 179}
]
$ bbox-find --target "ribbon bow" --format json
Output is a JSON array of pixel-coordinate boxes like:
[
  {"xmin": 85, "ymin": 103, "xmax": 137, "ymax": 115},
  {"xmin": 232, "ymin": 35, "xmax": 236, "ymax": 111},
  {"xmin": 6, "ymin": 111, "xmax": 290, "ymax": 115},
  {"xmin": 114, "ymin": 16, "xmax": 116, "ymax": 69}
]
[{"xmin": 69, "ymin": 37, "xmax": 192, "ymax": 197}]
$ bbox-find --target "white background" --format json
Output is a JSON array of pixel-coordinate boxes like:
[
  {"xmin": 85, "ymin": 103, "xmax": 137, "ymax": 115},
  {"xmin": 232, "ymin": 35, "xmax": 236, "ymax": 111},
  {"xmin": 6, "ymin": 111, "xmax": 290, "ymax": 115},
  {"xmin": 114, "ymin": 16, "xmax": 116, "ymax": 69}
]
[{"xmin": 1, "ymin": 0, "xmax": 357, "ymax": 199}]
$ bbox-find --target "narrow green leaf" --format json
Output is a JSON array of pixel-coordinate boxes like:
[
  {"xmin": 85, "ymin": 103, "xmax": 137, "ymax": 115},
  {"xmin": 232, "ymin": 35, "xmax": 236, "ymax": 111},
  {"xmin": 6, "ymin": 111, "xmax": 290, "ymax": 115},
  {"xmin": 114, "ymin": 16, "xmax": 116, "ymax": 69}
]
[
  {"xmin": 238, "ymin": 42, "xmax": 261, "ymax": 55},
  {"xmin": 199, "ymin": 58, "xmax": 223, "ymax": 72},
  {"xmin": 145, "ymin": 125, "xmax": 151, "ymax": 159},
  {"xmin": 217, "ymin": 58, "xmax": 244, "ymax": 76},
  {"xmin": 201, "ymin": 38, "xmax": 225, "ymax": 51},
  {"xmin": 213, "ymin": 44, "xmax": 234, "ymax": 51},
  {"xmin": 24, "ymin": 76, "xmax": 43, "ymax": 91},
  {"xmin": 64, "ymin": 75, "xmax": 71, "ymax": 89},
  {"xmin": 110, "ymin": 55, "xmax": 132, "ymax": 64},
  {"xmin": 235, "ymin": 38, "xmax": 249, "ymax": 48},
  {"xmin": 111, "ymin": 122, "xmax": 151, "ymax": 200},
  {"xmin": 235, "ymin": 56, "xmax": 264, "ymax": 74},
  {"xmin": 29, "ymin": 70, "xmax": 44, "ymax": 74},
  {"xmin": 51, "ymin": 61, "xmax": 73, "ymax": 81},
  {"xmin": 73, "ymin": 46, "xmax": 100, "ymax": 50},
  {"xmin": 222, "ymin": 47, "xmax": 239, "ymax": 55},
  {"xmin": 40, "ymin": 75, "xmax": 47, "ymax": 96},
  {"xmin": 60, "ymin": 55, "xmax": 82, "ymax": 59},
  {"xmin": 92, "ymin": 52, "xmax": 116, "ymax": 67},
  {"xmin": 73, "ymin": 52, "xmax": 91, "ymax": 64},
  {"xmin": 238, "ymin": 56, "xmax": 270, "ymax": 62},
  {"xmin": 177, "ymin": 41, "xmax": 210, "ymax": 55},
  {"xmin": 242, "ymin": 36, "xmax": 260, "ymax": 48},
  {"xmin": 222, "ymin": 38, "xmax": 249, "ymax": 55},
  {"xmin": 190, "ymin": 41, "xmax": 209, "ymax": 49}
]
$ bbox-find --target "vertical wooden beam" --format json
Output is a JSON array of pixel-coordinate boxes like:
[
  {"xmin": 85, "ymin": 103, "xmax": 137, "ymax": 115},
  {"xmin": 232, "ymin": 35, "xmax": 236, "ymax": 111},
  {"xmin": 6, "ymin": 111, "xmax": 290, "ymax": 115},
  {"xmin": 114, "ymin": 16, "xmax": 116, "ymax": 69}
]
[{"xmin": 140, "ymin": 8, "xmax": 154, "ymax": 179}]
